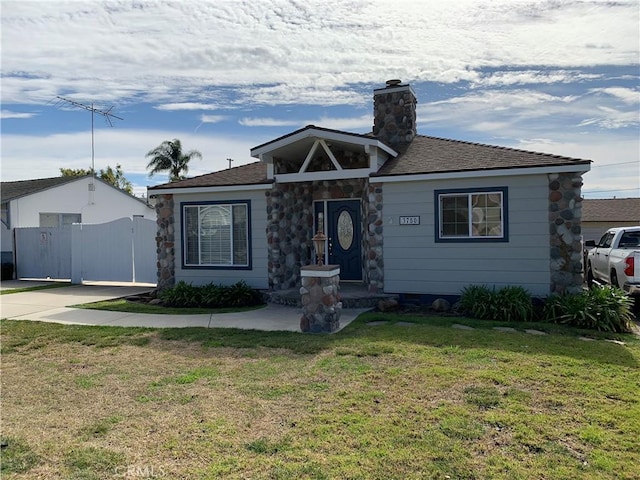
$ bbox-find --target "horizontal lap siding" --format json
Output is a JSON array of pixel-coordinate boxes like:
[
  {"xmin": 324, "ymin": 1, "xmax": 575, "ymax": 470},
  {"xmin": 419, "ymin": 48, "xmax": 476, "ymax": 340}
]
[
  {"xmin": 383, "ymin": 175, "xmax": 550, "ymax": 297},
  {"xmin": 173, "ymin": 191, "xmax": 268, "ymax": 289}
]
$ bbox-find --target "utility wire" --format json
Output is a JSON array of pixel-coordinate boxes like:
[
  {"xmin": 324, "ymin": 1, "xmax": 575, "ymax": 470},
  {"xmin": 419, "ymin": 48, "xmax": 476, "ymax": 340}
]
[{"xmin": 589, "ymin": 161, "xmax": 639, "ymax": 169}]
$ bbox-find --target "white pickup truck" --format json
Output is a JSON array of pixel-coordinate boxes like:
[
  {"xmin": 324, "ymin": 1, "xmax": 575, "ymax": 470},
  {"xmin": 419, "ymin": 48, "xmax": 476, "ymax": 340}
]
[{"xmin": 585, "ymin": 226, "xmax": 640, "ymax": 296}]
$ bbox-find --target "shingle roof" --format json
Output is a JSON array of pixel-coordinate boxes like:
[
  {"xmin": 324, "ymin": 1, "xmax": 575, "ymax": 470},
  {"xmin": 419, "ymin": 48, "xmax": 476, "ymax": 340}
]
[
  {"xmin": 1, "ymin": 176, "xmax": 85, "ymax": 203},
  {"xmin": 582, "ymin": 198, "xmax": 640, "ymax": 223},
  {"xmin": 374, "ymin": 135, "xmax": 591, "ymax": 177},
  {"xmin": 148, "ymin": 134, "xmax": 591, "ymax": 191},
  {"xmin": 148, "ymin": 161, "xmax": 270, "ymax": 190}
]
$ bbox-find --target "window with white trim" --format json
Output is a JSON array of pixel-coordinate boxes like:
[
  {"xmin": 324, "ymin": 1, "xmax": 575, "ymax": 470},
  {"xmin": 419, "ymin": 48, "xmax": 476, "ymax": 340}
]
[
  {"xmin": 436, "ymin": 188, "xmax": 507, "ymax": 242},
  {"xmin": 183, "ymin": 202, "xmax": 249, "ymax": 267}
]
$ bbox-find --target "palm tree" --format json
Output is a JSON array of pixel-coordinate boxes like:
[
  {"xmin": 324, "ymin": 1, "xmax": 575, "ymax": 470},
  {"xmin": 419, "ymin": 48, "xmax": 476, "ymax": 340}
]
[{"xmin": 145, "ymin": 139, "xmax": 202, "ymax": 182}]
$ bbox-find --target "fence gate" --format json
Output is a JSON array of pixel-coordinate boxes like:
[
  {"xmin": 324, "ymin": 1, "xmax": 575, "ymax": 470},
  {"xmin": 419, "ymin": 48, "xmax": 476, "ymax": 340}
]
[
  {"xmin": 14, "ymin": 217, "xmax": 156, "ymax": 285},
  {"xmin": 14, "ymin": 226, "xmax": 72, "ymax": 279}
]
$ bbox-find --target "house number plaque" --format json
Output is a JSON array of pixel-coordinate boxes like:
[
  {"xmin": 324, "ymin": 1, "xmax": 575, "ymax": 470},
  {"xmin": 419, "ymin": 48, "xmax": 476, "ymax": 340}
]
[{"xmin": 399, "ymin": 216, "xmax": 420, "ymax": 225}]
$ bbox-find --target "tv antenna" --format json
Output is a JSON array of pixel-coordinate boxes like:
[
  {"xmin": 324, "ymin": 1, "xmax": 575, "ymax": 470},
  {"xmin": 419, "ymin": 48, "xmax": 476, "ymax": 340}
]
[
  {"xmin": 227, "ymin": 158, "xmax": 234, "ymax": 169},
  {"xmin": 54, "ymin": 96, "xmax": 123, "ymax": 191}
]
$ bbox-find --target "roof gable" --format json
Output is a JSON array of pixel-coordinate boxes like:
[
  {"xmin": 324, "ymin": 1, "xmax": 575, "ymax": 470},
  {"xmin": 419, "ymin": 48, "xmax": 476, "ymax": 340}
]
[
  {"xmin": 250, "ymin": 125, "xmax": 396, "ymax": 158},
  {"xmin": 249, "ymin": 125, "xmax": 398, "ymax": 183}
]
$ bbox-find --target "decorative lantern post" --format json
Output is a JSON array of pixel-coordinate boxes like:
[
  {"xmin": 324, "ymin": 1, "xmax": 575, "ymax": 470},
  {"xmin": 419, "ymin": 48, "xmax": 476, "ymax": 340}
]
[
  {"xmin": 312, "ymin": 212, "xmax": 327, "ymax": 266},
  {"xmin": 312, "ymin": 230, "xmax": 327, "ymax": 266}
]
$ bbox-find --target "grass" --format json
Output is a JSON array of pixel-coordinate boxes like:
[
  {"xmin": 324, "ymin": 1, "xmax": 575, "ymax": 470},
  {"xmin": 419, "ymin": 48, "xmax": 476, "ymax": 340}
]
[
  {"xmin": 0, "ymin": 283, "xmax": 70, "ymax": 295},
  {"xmin": 71, "ymin": 298, "xmax": 266, "ymax": 315},
  {"xmin": 1, "ymin": 313, "xmax": 639, "ymax": 479}
]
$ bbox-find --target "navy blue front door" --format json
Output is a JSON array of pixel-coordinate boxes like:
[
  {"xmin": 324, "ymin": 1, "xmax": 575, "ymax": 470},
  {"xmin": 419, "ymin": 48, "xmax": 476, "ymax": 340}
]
[{"xmin": 326, "ymin": 200, "xmax": 362, "ymax": 281}]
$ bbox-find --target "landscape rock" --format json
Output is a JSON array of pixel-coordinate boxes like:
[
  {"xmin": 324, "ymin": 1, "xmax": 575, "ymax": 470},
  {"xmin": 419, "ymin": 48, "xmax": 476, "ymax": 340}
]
[
  {"xmin": 378, "ymin": 298, "xmax": 399, "ymax": 312},
  {"xmin": 431, "ymin": 298, "xmax": 451, "ymax": 312}
]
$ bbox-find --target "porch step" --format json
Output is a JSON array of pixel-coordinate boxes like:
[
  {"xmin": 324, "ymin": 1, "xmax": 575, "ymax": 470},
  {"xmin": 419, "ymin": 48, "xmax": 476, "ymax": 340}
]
[{"xmin": 263, "ymin": 284, "xmax": 398, "ymax": 310}]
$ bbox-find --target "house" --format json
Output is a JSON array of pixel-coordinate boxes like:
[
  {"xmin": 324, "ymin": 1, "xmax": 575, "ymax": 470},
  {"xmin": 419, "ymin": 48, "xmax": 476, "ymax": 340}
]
[
  {"xmin": 581, "ymin": 198, "xmax": 640, "ymax": 242},
  {"xmin": 1, "ymin": 175, "xmax": 155, "ymax": 267},
  {"xmin": 148, "ymin": 80, "xmax": 591, "ymax": 299}
]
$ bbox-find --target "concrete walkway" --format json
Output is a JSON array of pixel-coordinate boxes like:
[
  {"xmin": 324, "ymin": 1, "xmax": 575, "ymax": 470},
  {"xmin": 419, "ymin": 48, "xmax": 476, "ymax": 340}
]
[{"xmin": 0, "ymin": 282, "xmax": 369, "ymax": 332}]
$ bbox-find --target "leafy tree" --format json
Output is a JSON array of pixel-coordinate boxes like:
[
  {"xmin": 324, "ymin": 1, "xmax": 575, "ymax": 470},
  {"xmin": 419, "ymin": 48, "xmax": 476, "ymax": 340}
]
[
  {"xmin": 145, "ymin": 139, "xmax": 202, "ymax": 182},
  {"xmin": 60, "ymin": 164, "xmax": 133, "ymax": 194},
  {"xmin": 60, "ymin": 167, "xmax": 93, "ymax": 177},
  {"xmin": 98, "ymin": 164, "xmax": 133, "ymax": 194}
]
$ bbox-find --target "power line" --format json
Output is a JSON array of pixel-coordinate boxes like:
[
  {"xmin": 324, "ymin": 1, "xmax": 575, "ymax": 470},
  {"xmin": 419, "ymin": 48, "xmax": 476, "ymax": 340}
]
[
  {"xmin": 589, "ymin": 161, "xmax": 639, "ymax": 169},
  {"xmin": 583, "ymin": 187, "xmax": 639, "ymax": 192}
]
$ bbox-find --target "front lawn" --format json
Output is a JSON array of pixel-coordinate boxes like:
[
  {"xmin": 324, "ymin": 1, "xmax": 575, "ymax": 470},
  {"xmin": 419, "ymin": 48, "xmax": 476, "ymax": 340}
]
[
  {"xmin": 72, "ymin": 298, "xmax": 266, "ymax": 315},
  {"xmin": 1, "ymin": 315, "xmax": 639, "ymax": 479}
]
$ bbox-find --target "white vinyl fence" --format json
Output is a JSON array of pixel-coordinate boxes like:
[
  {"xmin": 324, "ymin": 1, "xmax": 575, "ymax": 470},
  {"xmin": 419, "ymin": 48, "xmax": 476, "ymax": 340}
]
[
  {"xmin": 14, "ymin": 217, "xmax": 156, "ymax": 285},
  {"xmin": 14, "ymin": 226, "xmax": 72, "ymax": 280}
]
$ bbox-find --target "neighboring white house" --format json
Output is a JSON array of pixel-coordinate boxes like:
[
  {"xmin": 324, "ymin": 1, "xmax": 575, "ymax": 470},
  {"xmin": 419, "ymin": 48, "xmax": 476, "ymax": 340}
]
[
  {"xmin": 1, "ymin": 175, "xmax": 155, "ymax": 264},
  {"xmin": 149, "ymin": 80, "xmax": 592, "ymax": 299}
]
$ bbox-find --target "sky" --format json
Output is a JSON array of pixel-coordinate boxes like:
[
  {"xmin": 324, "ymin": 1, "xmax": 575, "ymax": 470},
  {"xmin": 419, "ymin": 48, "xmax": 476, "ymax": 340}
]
[{"xmin": 1, "ymin": 0, "xmax": 639, "ymax": 199}]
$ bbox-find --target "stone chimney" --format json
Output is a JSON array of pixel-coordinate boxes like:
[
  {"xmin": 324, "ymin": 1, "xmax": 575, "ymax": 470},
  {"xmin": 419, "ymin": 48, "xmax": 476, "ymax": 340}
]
[{"xmin": 373, "ymin": 79, "xmax": 417, "ymax": 146}]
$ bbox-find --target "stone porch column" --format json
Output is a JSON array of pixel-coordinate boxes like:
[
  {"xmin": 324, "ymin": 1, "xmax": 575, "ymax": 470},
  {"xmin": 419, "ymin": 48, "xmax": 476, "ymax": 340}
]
[
  {"xmin": 299, "ymin": 265, "xmax": 342, "ymax": 333},
  {"xmin": 155, "ymin": 194, "xmax": 175, "ymax": 291}
]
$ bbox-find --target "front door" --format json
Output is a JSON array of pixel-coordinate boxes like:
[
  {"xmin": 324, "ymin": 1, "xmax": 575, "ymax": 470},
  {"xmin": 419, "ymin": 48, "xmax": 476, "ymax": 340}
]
[{"xmin": 324, "ymin": 200, "xmax": 362, "ymax": 281}]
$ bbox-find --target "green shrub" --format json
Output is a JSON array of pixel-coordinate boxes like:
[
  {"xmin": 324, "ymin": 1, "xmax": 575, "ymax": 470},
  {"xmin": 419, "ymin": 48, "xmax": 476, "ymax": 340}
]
[
  {"xmin": 160, "ymin": 281, "xmax": 263, "ymax": 309},
  {"xmin": 222, "ymin": 281, "xmax": 263, "ymax": 307},
  {"xmin": 492, "ymin": 286, "xmax": 534, "ymax": 322},
  {"xmin": 159, "ymin": 281, "xmax": 202, "ymax": 307},
  {"xmin": 459, "ymin": 285, "xmax": 493, "ymax": 319},
  {"xmin": 544, "ymin": 286, "xmax": 634, "ymax": 333},
  {"xmin": 459, "ymin": 285, "xmax": 533, "ymax": 322}
]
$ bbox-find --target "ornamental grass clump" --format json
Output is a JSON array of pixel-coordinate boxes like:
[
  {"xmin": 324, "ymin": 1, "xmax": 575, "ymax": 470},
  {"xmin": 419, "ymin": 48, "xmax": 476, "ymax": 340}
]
[
  {"xmin": 544, "ymin": 286, "xmax": 634, "ymax": 333},
  {"xmin": 459, "ymin": 285, "xmax": 534, "ymax": 322}
]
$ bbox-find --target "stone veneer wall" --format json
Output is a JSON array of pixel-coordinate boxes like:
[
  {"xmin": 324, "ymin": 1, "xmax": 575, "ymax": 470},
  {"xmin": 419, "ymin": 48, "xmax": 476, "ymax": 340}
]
[
  {"xmin": 265, "ymin": 183, "xmax": 314, "ymax": 290},
  {"xmin": 266, "ymin": 178, "xmax": 384, "ymax": 291},
  {"xmin": 366, "ymin": 182, "xmax": 384, "ymax": 293},
  {"xmin": 548, "ymin": 172, "xmax": 584, "ymax": 294},
  {"xmin": 155, "ymin": 194, "xmax": 176, "ymax": 291}
]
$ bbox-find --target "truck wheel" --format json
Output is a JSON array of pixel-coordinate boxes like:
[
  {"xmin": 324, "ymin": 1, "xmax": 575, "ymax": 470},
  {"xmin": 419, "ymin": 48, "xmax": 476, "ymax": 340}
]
[
  {"xmin": 610, "ymin": 270, "xmax": 619, "ymax": 288},
  {"xmin": 586, "ymin": 264, "xmax": 594, "ymax": 289}
]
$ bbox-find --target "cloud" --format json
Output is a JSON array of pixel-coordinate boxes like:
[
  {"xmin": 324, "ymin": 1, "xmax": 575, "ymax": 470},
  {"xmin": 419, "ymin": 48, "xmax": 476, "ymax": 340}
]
[
  {"xmin": 239, "ymin": 117, "xmax": 301, "ymax": 127},
  {"xmin": 0, "ymin": 110, "xmax": 37, "ymax": 119},
  {"xmin": 199, "ymin": 114, "xmax": 226, "ymax": 124},
  {"xmin": 515, "ymin": 136, "xmax": 640, "ymax": 198},
  {"xmin": 1, "ymin": 1, "xmax": 637, "ymax": 107},
  {"xmin": 155, "ymin": 103, "xmax": 224, "ymax": 111},
  {"xmin": 472, "ymin": 70, "xmax": 602, "ymax": 87},
  {"xmin": 238, "ymin": 114, "xmax": 371, "ymax": 130},
  {"xmin": 589, "ymin": 87, "xmax": 640, "ymax": 105},
  {"xmin": 419, "ymin": 87, "xmax": 639, "ymax": 138}
]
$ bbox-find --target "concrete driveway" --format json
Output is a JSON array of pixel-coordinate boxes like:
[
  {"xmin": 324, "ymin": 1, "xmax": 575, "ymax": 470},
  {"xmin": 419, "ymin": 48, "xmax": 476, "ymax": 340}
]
[
  {"xmin": 0, "ymin": 282, "xmax": 367, "ymax": 332},
  {"xmin": 0, "ymin": 283, "xmax": 154, "ymax": 319}
]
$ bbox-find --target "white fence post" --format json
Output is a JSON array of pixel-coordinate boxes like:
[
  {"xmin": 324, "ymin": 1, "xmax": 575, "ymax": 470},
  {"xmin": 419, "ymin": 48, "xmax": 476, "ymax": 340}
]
[{"xmin": 71, "ymin": 224, "xmax": 82, "ymax": 284}]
